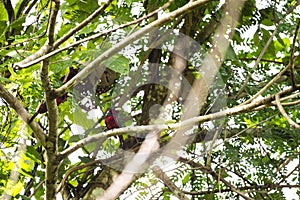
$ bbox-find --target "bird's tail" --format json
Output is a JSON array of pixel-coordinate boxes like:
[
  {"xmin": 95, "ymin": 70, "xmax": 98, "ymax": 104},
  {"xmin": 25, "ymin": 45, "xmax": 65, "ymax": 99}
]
[{"xmin": 28, "ymin": 111, "xmax": 39, "ymax": 123}]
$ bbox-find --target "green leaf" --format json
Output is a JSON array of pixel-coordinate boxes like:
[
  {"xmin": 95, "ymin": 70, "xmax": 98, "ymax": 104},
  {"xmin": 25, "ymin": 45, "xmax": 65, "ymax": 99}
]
[
  {"xmin": 26, "ymin": 146, "xmax": 42, "ymax": 164},
  {"xmin": 0, "ymin": 76, "xmax": 13, "ymax": 83},
  {"xmin": 225, "ymin": 45, "xmax": 236, "ymax": 60},
  {"xmin": 84, "ymin": 142, "xmax": 97, "ymax": 154},
  {"xmin": 4, "ymin": 181, "xmax": 23, "ymax": 197},
  {"xmin": 34, "ymin": 185, "xmax": 44, "ymax": 200},
  {"xmin": 205, "ymin": 193, "xmax": 215, "ymax": 200},
  {"xmin": 68, "ymin": 135, "xmax": 83, "ymax": 143},
  {"xmin": 57, "ymin": 23, "xmax": 74, "ymax": 38},
  {"xmin": 9, "ymin": 16, "xmax": 26, "ymax": 30},
  {"xmin": 104, "ymin": 55, "xmax": 130, "ymax": 74},
  {"xmin": 0, "ymin": 20, "xmax": 7, "ymax": 36},
  {"xmin": 0, "ymin": 2, "xmax": 8, "ymax": 21},
  {"xmin": 182, "ymin": 172, "xmax": 190, "ymax": 184},
  {"xmin": 261, "ymin": 19, "xmax": 273, "ymax": 26},
  {"xmin": 20, "ymin": 195, "xmax": 31, "ymax": 200},
  {"xmin": 73, "ymin": 108, "xmax": 95, "ymax": 129},
  {"xmin": 79, "ymin": 156, "xmax": 93, "ymax": 163},
  {"xmin": 69, "ymin": 179, "xmax": 78, "ymax": 187}
]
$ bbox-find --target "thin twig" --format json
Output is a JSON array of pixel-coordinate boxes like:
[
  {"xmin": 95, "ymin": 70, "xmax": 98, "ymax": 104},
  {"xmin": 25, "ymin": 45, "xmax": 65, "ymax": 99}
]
[
  {"xmin": 275, "ymin": 94, "xmax": 300, "ymax": 130},
  {"xmin": 289, "ymin": 19, "xmax": 300, "ymax": 88},
  {"xmin": 253, "ymin": 91, "xmax": 300, "ymax": 110},
  {"xmin": 241, "ymin": 63, "xmax": 291, "ymax": 105},
  {"xmin": 28, "ymin": 180, "xmax": 45, "ymax": 198},
  {"xmin": 54, "ymin": 0, "xmax": 113, "ymax": 48},
  {"xmin": 239, "ymin": 4, "xmax": 300, "ymax": 104},
  {"xmin": 0, "ymin": 83, "xmax": 47, "ymax": 146},
  {"xmin": 205, "ymin": 121, "xmax": 224, "ymax": 167},
  {"xmin": 57, "ymin": 84, "xmax": 299, "ymax": 161},
  {"xmin": 178, "ymin": 157, "xmax": 254, "ymax": 200},
  {"xmin": 236, "ymin": 29, "xmax": 277, "ymax": 99},
  {"xmin": 57, "ymin": 159, "xmax": 105, "ymax": 192},
  {"xmin": 152, "ymin": 166, "xmax": 189, "ymax": 200},
  {"xmin": 182, "ymin": 184, "xmax": 300, "ymax": 195},
  {"xmin": 14, "ymin": 0, "xmax": 174, "ymax": 70},
  {"xmin": 238, "ymin": 57, "xmax": 284, "ymax": 64},
  {"xmin": 278, "ymin": 162, "xmax": 300, "ymax": 184}
]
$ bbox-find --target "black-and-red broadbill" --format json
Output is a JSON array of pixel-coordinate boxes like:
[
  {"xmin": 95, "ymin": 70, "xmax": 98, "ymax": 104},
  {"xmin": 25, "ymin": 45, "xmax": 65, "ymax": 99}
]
[{"xmin": 105, "ymin": 109, "xmax": 124, "ymax": 148}]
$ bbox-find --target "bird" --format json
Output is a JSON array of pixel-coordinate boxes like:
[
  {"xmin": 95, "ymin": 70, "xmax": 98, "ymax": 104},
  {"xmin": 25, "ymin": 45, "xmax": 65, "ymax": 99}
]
[
  {"xmin": 29, "ymin": 67, "xmax": 79, "ymax": 123},
  {"xmin": 105, "ymin": 109, "xmax": 119, "ymax": 129},
  {"xmin": 29, "ymin": 93, "xmax": 68, "ymax": 123},
  {"xmin": 105, "ymin": 109, "xmax": 124, "ymax": 148}
]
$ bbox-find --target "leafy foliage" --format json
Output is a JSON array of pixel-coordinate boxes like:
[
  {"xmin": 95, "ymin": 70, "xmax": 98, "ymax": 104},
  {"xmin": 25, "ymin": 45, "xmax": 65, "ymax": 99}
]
[{"xmin": 0, "ymin": 0, "xmax": 299, "ymax": 199}]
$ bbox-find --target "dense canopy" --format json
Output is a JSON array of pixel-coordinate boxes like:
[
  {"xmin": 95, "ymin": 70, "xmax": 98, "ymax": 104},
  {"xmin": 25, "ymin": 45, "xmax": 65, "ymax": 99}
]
[{"xmin": 0, "ymin": 0, "xmax": 300, "ymax": 199}]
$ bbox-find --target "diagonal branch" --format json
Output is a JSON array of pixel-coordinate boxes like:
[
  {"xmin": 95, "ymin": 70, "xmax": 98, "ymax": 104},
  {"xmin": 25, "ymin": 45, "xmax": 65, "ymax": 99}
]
[
  {"xmin": 53, "ymin": 0, "xmax": 214, "ymax": 97},
  {"xmin": 56, "ymin": 155, "xmax": 124, "ymax": 193},
  {"xmin": 47, "ymin": 0, "xmax": 60, "ymax": 45},
  {"xmin": 236, "ymin": 28, "xmax": 277, "ymax": 99},
  {"xmin": 57, "ymin": 85, "xmax": 298, "ymax": 160},
  {"xmin": 289, "ymin": 18, "xmax": 300, "ymax": 88},
  {"xmin": 277, "ymin": 162, "xmax": 300, "ymax": 184},
  {"xmin": 152, "ymin": 166, "xmax": 189, "ymax": 200},
  {"xmin": 14, "ymin": 0, "xmax": 173, "ymax": 70},
  {"xmin": 252, "ymin": 91, "xmax": 300, "ymax": 111},
  {"xmin": 242, "ymin": 62, "xmax": 291, "ymax": 105},
  {"xmin": 16, "ymin": 0, "xmax": 30, "ymax": 18},
  {"xmin": 178, "ymin": 157, "xmax": 254, "ymax": 200},
  {"xmin": 24, "ymin": 0, "xmax": 38, "ymax": 15},
  {"xmin": 53, "ymin": 0, "xmax": 112, "ymax": 48},
  {"xmin": 182, "ymin": 184, "xmax": 300, "ymax": 195},
  {"xmin": 0, "ymin": 83, "xmax": 47, "ymax": 146},
  {"xmin": 275, "ymin": 94, "xmax": 300, "ymax": 130},
  {"xmin": 3, "ymin": 0, "xmax": 15, "ymax": 24}
]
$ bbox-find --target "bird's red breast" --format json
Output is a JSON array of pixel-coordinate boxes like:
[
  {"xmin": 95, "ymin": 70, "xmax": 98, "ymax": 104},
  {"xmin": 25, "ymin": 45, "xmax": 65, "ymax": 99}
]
[
  {"xmin": 56, "ymin": 93, "xmax": 68, "ymax": 105},
  {"xmin": 105, "ymin": 109, "xmax": 119, "ymax": 130}
]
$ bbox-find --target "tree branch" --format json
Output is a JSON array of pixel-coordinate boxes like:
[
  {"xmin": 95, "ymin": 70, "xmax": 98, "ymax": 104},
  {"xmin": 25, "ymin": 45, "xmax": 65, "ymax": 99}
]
[
  {"xmin": 289, "ymin": 18, "xmax": 300, "ymax": 88},
  {"xmin": 178, "ymin": 157, "xmax": 254, "ymax": 200},
  {"xmin": 40, "ymin": 0, "xmax": 60, "ymax": 149},
  {"xmin": 53, "ymin": 0, "xmax": 112, "ymax": 48},
  {"xmin": 182, "ymin": 184, "xmax": 300, "ymax": 195},
  {"xmin": 47, "ymin": 0, "xmax": 60, "ymax": 45},
  {"xmin": 238, "ymin": 57, "xmax": 284, "ymax": 64},
  {"xmin": 3, "ymin": 0, "xmax": 15, "ymax": 24},
  {"xmin": 41, "ymin": 1, "xmax": 61, "ymax": 199},
  {"xmin": 242, "ymin": 63, "xmax": 291, "ymax": 105},
  {"xmin": 278, "ymin": 162, "xmax": 300, "ymax": 184},
  {"xmin": 236, "ymin": 28, "xmax": 277, "ymax": 99},
  {"xmin": 28, "ymin": 180, "xmax": 45, "ymax": 199},
  {"xmin": 0, "ymin": 83, "xmax": 47, "ymax": 146},
  {"xmin": 152, "ymin": 166, "xmax": 189, "ymax": 200},
  {"xmin": 16, "ymin": 0, "xmax": 30, "ymax": 18},
  {"xmin": 275, "ymin": 94, "xmax": 300, "ymax": 130},
  {"xmin": 53, "ymin": 0, "xmax": 214, "ymax": 97},
  {"xmin": 24, "ymin": 0, "xmax": 38, "ymax": 15},
  {"xmin": 14, "ymin": 0, "xmax": 173, "ymax": 70},
  {"xmin": 57, "ymin": 85, "xmax": 298, "ymax": 160},
  {"xmin": 252, "ymin": 91, "xmax": 300, "ymax": 111}
]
